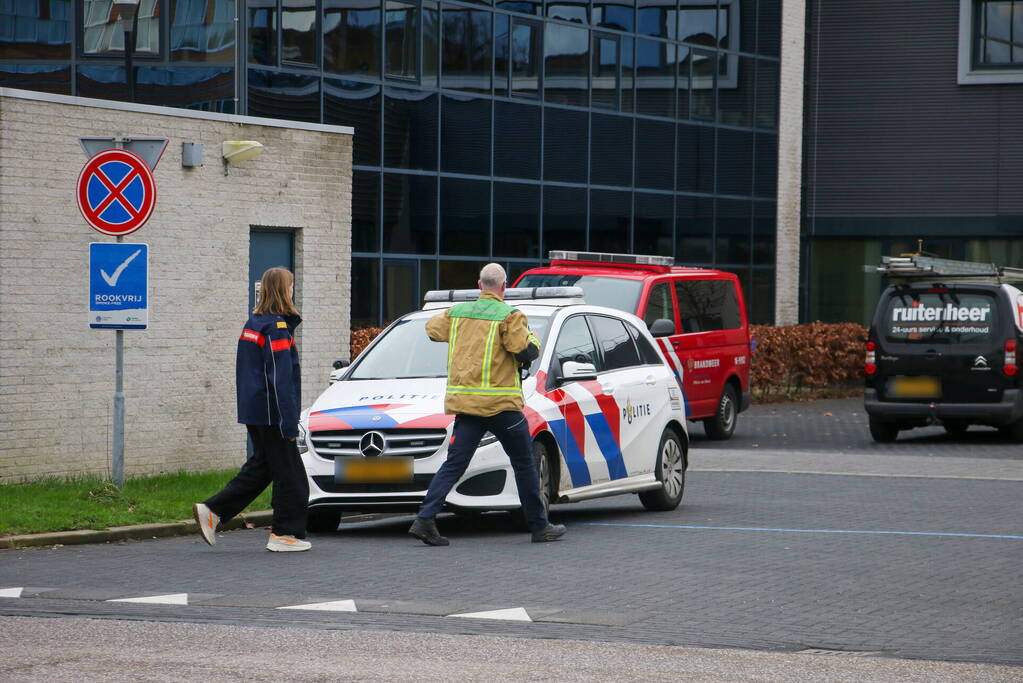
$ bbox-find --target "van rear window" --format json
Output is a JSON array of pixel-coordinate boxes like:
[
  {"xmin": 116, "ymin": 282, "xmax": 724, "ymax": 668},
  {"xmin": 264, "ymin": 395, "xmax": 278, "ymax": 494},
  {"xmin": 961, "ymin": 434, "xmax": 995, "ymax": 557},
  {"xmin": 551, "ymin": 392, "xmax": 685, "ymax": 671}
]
[{"xmin": 883, "ymin": 291, "xmax": 997, "ymax": 344}]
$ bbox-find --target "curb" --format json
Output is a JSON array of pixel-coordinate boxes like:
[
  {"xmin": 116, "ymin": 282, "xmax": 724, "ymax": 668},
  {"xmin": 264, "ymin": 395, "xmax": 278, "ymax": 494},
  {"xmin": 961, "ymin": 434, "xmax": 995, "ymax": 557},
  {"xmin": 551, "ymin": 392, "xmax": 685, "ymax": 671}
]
[{"xmin": 0, "ymin": 512, "xmax": 398, "ymax": 550}]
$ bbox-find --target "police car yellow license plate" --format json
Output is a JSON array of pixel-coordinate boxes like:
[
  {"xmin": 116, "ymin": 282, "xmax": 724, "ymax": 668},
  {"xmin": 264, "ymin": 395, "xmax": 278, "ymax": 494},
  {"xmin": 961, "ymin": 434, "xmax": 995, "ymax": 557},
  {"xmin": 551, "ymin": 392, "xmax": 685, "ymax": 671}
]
[
  {"xmin": 889, "ymin": 376, "xmax": 941, "ymax": 399},
  {"xmin": 335, "ymin": 457, "xmax": 413, "ymax": 483}
]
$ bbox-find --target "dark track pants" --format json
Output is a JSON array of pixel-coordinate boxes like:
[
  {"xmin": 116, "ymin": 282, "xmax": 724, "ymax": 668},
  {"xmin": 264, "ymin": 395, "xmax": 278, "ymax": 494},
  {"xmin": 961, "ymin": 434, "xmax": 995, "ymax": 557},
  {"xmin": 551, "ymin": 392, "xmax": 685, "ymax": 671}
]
[
  {"xmin": 417, "ymin": 411, "xmax": 549, "ymax": 532},
  {"xmin": 205, "ymin": 425, "xmax": 309, "ymax": 537}
]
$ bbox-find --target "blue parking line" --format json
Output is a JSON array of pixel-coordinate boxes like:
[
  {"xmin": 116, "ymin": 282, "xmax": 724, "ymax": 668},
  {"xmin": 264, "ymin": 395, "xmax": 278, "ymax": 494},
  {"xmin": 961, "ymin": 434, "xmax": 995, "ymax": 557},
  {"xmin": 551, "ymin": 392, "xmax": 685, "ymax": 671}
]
[{"xmin": 579, "ymin": 522, "xmax": 1023, "ymax": 540}]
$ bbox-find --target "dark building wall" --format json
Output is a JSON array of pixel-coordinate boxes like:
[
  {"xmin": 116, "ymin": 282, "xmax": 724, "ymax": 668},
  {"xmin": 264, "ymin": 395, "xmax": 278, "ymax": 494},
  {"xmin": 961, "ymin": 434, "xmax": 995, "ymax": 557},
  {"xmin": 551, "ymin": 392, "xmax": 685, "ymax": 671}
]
[{"xmin": 804, "ymin": 0, "xmax": 1023, "ymax": 228}]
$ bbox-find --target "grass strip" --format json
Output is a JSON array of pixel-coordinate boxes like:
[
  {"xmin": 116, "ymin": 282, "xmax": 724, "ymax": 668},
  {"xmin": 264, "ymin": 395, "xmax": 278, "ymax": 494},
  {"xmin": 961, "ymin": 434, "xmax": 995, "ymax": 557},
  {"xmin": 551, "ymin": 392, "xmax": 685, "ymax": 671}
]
[{"xmin": 0, "ymin": 470, "xmax": 271, "ymax": 536}]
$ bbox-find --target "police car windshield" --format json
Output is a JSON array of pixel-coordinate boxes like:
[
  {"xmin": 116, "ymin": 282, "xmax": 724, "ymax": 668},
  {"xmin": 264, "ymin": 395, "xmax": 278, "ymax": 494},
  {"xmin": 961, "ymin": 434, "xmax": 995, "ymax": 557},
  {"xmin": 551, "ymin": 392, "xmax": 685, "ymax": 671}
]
[
  {"xmin": 517, "ymin": 274, "xmax": 642, "ymax": 313},
  {"xmin": 883, "ymin": 291, "xmax": 997, "ymax": 344},
  {"xmin": 349, "ymin": 313, "xmax": 552, "ymax": 380}
]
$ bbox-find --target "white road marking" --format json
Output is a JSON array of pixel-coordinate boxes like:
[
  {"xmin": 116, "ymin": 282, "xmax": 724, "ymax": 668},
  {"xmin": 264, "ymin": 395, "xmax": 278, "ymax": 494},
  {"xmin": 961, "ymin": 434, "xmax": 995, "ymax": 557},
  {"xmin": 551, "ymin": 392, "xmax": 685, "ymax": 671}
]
[
  {"xmin": 450, "ymin": 607, "xmax": 532, "ymax": 622},
  {"xmin": 108, "ymin": 593, "xmax": 189, "ymax": 605},
  {"xmin": 0, "ymin": 587, "xmax": 24, "ymax": 598},
  {"xmin": 691, "ymin": 468, "xmax": 1023, "ymax": 482},
  {"xmin": 278, "ymin": 599, "xmax": 358, "ymax": 612}
]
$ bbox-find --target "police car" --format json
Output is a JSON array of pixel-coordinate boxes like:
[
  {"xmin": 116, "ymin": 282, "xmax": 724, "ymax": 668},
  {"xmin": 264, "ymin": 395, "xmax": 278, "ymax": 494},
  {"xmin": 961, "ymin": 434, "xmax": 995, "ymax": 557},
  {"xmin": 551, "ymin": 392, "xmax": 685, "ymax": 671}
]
[{"xmin": 298, "ymin": 287, "xmax": 689, "ymax": 531}]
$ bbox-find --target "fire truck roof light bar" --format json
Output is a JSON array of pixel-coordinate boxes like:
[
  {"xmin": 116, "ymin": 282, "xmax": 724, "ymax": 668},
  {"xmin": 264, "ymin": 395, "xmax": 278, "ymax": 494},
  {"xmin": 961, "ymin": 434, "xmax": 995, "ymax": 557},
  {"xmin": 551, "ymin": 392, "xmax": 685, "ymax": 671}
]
[
  {"xmin": 424, "ymin": 286, "xmax": 585, "ymax": 303},
  {"xmin": 549, "ymin": 250, "xmax": 675, "ymax": 267}
]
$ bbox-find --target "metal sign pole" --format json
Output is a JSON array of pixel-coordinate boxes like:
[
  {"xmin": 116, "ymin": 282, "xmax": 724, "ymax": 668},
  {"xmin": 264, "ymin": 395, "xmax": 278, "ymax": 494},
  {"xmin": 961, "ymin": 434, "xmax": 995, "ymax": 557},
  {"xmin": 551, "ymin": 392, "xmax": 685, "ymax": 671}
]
[{"xmin": 112, "ymin": 135, "xmax": 125, "ymax": 489}]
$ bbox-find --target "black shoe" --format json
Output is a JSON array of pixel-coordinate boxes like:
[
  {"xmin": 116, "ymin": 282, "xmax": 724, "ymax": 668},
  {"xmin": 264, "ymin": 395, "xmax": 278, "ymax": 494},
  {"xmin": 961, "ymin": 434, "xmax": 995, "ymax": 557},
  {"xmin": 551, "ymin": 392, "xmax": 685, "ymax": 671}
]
[
  {"xmin": 531, "ymin": 523, "xmax": 567, "ymax": 543},
  {"xmin": 409, "ymin": 517, "xmax": 449, "ymax": 546}
]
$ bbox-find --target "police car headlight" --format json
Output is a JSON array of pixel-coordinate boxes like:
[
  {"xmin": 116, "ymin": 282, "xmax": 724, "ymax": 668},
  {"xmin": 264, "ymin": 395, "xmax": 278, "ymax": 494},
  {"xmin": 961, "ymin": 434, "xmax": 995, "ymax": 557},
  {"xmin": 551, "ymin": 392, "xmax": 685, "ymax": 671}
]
[
  {"xmin": 297, "ymin": 423, "xmax": 308, "ymax": 454},
  {"xmin": 478, "ymin": 432, "xmax": 498, "ymax": 448}
]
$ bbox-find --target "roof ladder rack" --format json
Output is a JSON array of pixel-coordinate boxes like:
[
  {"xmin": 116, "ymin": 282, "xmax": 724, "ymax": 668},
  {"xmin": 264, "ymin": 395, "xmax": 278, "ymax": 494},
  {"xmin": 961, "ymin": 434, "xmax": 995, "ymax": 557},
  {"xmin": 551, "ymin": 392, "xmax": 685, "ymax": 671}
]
[{"xmin": 865, "ymin": 255, "xmax": 1023, "ymax": 283}]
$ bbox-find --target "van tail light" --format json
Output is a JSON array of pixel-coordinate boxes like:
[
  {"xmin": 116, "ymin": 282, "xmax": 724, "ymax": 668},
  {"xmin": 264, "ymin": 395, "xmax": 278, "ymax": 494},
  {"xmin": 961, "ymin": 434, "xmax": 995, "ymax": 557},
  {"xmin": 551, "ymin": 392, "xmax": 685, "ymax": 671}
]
[
  {"xmin": 865, "ymin": 340, "xmax": 877, "ymax": 376},
  {"xmin": 1005, "ymin": 339, "xmax": 1018, "ymax": 377}
]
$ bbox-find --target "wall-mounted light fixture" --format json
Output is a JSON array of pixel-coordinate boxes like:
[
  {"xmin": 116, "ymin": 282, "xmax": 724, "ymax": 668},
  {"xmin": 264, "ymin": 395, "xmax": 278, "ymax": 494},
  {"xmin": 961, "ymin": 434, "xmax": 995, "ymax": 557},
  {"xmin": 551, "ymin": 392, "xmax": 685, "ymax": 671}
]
[{"xmin": 221, "ymin": 140, "xmax": 264, "ymax": 175}]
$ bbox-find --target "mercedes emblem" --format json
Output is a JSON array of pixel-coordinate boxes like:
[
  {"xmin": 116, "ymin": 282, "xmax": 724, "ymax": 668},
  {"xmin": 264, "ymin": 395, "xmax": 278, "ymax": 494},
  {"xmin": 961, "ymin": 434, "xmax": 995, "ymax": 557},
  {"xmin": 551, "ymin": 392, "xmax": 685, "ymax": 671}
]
[{"xmin": 359, "ymin": 431, "xmax": 386, "ymax": 457}]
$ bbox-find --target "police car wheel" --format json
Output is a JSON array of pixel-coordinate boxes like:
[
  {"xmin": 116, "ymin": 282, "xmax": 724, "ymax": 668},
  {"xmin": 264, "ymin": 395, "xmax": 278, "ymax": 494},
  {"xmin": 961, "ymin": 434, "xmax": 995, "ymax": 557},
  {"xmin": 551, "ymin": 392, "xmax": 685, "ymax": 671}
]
[
  {"xmin": 639, "ymin": 430, "xmax": 686, "ymax": 512},
  {"xmin": 306, "ymin": 509, "xmax": 342, "ymax": 533},
  {"xmin": 869, "ymin": 417, "xmax": 899, "ymax": 443},
  {"xmin": 511, "ymin": 440, "xmax": 553, "ymax": 531},
  {"xmin": 703, "ymin": 385, "xmax": 737, "ymax": 440}
]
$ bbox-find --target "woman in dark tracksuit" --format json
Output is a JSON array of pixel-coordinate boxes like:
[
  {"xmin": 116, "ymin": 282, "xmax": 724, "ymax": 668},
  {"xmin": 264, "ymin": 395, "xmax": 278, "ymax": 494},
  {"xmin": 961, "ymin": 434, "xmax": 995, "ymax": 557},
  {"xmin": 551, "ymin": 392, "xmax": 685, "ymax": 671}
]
[{"xmin": 192, "ymin": 267, "xmax": 311, "ymax": 552}]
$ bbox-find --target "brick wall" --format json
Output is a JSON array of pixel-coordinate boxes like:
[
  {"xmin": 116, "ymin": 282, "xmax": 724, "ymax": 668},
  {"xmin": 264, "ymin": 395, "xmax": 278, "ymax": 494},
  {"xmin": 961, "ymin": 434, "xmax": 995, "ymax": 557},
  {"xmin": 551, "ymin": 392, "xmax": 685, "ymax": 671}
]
[
  {"xmin": 0, "ymin": 90, "xmax": 353, "ymax": 481},
  {"xmin": 775, "ymin": 0, "xmax": 806, "ymax": 326}
]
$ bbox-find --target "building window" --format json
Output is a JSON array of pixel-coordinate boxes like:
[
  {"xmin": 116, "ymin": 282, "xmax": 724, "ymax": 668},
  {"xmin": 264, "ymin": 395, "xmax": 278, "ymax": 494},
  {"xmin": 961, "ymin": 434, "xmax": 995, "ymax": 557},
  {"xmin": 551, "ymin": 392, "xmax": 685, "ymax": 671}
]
[
  {"xmin": 441, "ymin": 5, "xmax": 491, "ymax": 93},
  {"xmin": 82, "ymin": 0, "xmax": 161, "ymax": 57},
  {"xmin": 324, "ymin": 0, "xmax": 381, "ymax": 76},
  {"xmin": 385, "ymin": 0, "xmax": 418, "ymax": 79},
  {"xmin": 592, "ymin": 33, "xmax": 619, "ymax": 110},
  {"xmin": 974, "ymin": 0, "xmax": 1023, "ymax": 67},
  {"xmin": 959, "ymin": 0, "xmax": 1023, "ymax": 83},
  {"xmin": 281, "ymin": 0, "xmax": 316, "ymax": 65}
]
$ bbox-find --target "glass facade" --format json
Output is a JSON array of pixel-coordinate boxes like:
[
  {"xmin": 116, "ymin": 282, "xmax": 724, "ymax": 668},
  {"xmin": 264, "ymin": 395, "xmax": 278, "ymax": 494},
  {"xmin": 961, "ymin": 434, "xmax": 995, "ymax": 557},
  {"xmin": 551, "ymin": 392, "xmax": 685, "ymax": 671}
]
[{"xmin": 1, "ymin": 0, "xmax": 781, "ymax": 327}]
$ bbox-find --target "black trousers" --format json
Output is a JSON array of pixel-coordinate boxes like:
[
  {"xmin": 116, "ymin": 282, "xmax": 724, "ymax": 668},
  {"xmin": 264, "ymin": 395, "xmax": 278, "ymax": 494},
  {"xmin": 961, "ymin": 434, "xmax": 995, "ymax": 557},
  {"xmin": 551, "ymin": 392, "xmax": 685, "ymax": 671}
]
[
  {"xmin": 205, "ymin": 424, "xmax": 309, "ymax": 537},
  {"xmin": 418, "ymin": 411, "xmax": 549, "ymax": 532}
]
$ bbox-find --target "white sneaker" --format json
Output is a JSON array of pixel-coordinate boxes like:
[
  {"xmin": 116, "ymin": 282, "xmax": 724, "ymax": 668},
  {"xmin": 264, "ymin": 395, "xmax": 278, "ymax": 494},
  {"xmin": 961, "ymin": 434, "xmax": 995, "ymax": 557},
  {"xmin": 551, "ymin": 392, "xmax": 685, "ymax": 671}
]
[
  {"xmin": 192, "ymin": 503, "xmax": 220, "ymax": 546},
  {"xmin": 266, "ymin": 534, "xmax": 312, "ymax": 552}
]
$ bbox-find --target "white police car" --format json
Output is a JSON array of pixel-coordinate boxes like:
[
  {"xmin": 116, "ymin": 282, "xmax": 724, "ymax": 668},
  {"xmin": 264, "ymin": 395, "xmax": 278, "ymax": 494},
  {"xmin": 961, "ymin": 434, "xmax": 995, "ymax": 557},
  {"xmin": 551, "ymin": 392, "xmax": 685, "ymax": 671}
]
[{"xmin": 298, "ymin": 287, "xmax": 688, "ymax": 531}]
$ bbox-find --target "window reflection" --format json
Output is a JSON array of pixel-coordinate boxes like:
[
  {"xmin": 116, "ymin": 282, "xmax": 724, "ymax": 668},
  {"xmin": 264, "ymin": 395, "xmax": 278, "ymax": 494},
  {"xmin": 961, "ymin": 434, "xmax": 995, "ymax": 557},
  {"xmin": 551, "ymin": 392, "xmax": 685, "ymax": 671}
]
[
  {"xmin": 441, "ymin": 94, "xmax": 491, "ymax": 175},
  {"xmin": 544, "ymin": 107, "xmax": 587, "ymax": 182},
  {"xmin": 494, "ymin": 100, "xmax": 541, "ymax": 179},
  {"xmin": 635, "ymin": 119, "xmax": 674, "ymax": 190},
  {"xmin": 636, "ymin": 38, "xmax": 675, "ymax": 118},
  {"xmin": 170, "ymin": 0, "xmax": 235, "ymax": 62},
  {"xmin": 495, "ymin": 14, "xmax": 510, "ymax": 95},
  {"xmin": 385, "ymin": 88, "xmax": 438, "ymax": 170},
  {"xmin": 248, "ymin": 0, "xmax": 277, "ymax": 65},
  {"xmin": 440, "ymin": 178, "xmax": 490, "ymax": 256},
  {"xmin": 678, "ymin": 6, "xmax": 721, "ymax": 47},
  {"xmin": 547, "ymin": 0, "xmax": 588, "ymax": 24},
  {"xmin": 677, "ymin": 122, "xmax": 715, "ymax": 193},
  {"xmin": 755, "ymin": 58, "xmax": 778, "ymax": 129},
  {"xmin": 716, "ymin": 198, "xmax": 752, "ymax": 265},
  {"xmin": 634, "ymin": 192, "xmax": 673, "ymax": 255},
  {"xmin": 544, "ymin": 22, "xmax": 588, "ymax": 106},
  {"xmin": 282, "ymin": 0, "xmax": 316, "ymax": 65},
  {"xmin": 0, "ymin": 0, "xmax": 72, "ymax": 60},
  {"xmin": 689, "ymin": 49, "xmax": 715, "ymax": 121},
  {"xmin": 511, "ymin": 19, "xmax": 541, "ymax": 96},
  {"xmin": 442, "ymin": 5, "xmax": 491, "ymax": 92},
  {"xmin": 422, "ymin": 0, "xmax": 439, "ymax": 85},
  {"xmin": 83, "ymin": 0, "xmax": 160, "ymax": 56},
  {"xmin": 324, "ymin": 78, "xmax": 381, "ymax": 166},
  {"xmin": 591, "ymin": 113, "xmax": 632, "ymax": 187},
  {"xmin": 383, "ymin": 173, "xmax": 437, "ymax": 254},
  {"xmin": 716, "ymin": 128, "xmax": 754, "ymax": 195},
  {"xmin": 590, "ymin": 189, "xmax": 632, "ymax": 253},
  {"xmin": 352, "ymin": 257, "xmax": 381, "ymax": 328},
  {"xmin": 494, "ymin": 182, "xmax": 540, "ymax": 258},
  {"xmin": 248, "ymin": 68, "xmax": 320, "ymax": 121},
  {"xmin": 496, "ymin": 0, "xmax": 541, "ymax": 15},
  {"xmin": 385, "ymin": 0, "xmax": 418, "ymax": 78},
  {"xmin": 592, "ymin": 33, "xmax": 619, "ymax": 110},
  {"xmin": 676, "ymin": 195, "xmax": 713, "ymax": 264},
  {"xmin": 353, "ymin": 171, "xmax": 381, "ymax": 253},
  {"xmin": 638, "ymin": 0, "xmax": 677, "ymax": 39},
  {"xmin": 543, "ymin": 186, "xmax": 587, "ymax": 253},
  {"xmin": 0, "ymin": 64, "xmax": 71, "ymax": 94},
  {"xmin": 593, "ymin": 1, "xmax": 634, "ymax": 32},
  {"xmin": 324, "ymin": 0, "xmax": 381, "ymax": 76},
  {"xmin": 135, "ymin": 65, "xmax": 234, "ymax": 110}
]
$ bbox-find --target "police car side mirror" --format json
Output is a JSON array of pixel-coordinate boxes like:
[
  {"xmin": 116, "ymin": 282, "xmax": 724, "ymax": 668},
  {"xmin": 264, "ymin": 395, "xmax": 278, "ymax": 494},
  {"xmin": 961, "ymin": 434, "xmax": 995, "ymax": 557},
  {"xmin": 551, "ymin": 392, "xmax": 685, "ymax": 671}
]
[
  {"xmin": 648, "ymin": 318, "xmax": 675, "ymax": 337},
  {"xmin": 332, "ymin": 358, "xmax": 350, "ymax": 370},
  {"xmin": 561, "ymin": 361, "xmax": 597, "ymax": 383}
]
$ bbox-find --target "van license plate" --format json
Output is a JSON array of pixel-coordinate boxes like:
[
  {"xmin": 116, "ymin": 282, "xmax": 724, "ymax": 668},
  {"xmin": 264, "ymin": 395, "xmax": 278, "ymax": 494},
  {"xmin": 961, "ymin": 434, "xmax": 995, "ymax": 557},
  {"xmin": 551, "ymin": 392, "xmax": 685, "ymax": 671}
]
[
  {"xmin": 888, "ymin": 376, "xmax": 941, "ymax": 399},
  {"xmin": 335, "ymin": 457, "xmax": 413, "ymax": 483}
]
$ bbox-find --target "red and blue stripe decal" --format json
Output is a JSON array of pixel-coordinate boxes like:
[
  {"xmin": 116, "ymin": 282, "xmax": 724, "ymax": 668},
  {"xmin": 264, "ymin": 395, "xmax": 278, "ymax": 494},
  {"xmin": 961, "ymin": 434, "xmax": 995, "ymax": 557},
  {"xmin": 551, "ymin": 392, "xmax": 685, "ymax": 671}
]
[{"xmin": 308, "ymin": 403, "xmax": 412, "ymax": 431}]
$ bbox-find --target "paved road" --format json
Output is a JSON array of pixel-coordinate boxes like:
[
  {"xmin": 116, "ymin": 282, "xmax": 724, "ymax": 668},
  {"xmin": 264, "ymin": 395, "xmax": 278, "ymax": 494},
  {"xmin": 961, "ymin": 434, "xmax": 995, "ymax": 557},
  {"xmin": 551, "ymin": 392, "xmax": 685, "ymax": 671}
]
[{"xmin": 1, "ymin": 398, "xmax": 1021, "ymax": 675}]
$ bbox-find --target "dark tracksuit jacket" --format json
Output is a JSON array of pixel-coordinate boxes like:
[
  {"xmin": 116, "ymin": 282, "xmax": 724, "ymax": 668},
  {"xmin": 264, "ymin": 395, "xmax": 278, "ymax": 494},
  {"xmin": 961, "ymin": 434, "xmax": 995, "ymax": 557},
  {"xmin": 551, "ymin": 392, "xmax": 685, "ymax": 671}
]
[{"xmin": 237, "ymin": 313, "xmax": 302, "ymax": 439}]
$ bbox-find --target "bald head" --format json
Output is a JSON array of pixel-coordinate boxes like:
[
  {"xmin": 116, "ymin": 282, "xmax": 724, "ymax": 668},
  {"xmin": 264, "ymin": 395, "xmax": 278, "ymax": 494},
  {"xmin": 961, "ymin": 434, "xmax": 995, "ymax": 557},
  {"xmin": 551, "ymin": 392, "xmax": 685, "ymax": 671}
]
[{"xmin": 479, "ymin": 263, "xmax": 507, "ymax": 295}]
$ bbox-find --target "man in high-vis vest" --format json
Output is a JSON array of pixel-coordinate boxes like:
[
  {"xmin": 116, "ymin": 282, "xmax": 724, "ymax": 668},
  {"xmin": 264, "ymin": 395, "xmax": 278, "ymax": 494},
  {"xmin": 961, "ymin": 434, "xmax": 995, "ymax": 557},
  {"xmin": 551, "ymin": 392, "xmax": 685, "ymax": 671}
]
[{"xmin": 408, "ymin": 263, "xmax": 567, "ymax": 546}]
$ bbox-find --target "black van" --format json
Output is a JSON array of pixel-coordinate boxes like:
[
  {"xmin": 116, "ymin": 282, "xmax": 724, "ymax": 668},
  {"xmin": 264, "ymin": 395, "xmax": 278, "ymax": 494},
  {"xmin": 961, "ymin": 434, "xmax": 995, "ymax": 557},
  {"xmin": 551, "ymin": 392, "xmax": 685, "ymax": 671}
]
[{"xmin": 864, "ymin": 259, "xmax": 1023, "ymax": 443}]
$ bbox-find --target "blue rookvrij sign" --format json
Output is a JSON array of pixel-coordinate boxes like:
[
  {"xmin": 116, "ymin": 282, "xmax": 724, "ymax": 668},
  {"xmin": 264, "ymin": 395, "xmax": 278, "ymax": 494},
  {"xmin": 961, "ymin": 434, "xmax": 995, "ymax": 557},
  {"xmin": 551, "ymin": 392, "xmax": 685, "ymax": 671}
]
[{"xmin": 89, "ymin": 243, "xmax": 149, "ymax": 329}]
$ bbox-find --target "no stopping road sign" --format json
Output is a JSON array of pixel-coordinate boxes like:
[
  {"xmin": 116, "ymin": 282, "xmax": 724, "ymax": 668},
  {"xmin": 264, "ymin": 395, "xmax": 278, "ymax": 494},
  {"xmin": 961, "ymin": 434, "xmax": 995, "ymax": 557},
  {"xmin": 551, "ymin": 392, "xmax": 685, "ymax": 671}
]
[{"xmin": 77, "ymin": 149, "xmax": 156, "ymax": 236}]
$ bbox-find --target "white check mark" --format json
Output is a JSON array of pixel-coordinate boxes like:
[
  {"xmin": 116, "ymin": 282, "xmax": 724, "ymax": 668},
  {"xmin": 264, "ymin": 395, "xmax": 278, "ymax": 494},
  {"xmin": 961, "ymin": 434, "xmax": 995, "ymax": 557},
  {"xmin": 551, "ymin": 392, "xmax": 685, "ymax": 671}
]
[{"xmin": 100, "ymin": 248, "xmax": 142, "ymax": 287}]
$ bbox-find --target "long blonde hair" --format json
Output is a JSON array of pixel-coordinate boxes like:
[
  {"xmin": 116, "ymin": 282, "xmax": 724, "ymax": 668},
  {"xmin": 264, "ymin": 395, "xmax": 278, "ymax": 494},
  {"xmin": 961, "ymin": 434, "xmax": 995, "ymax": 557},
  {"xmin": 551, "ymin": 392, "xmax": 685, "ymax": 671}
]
[{"xmin": 253, "ymin": 267, "xmax": 299, "ymax": 316}]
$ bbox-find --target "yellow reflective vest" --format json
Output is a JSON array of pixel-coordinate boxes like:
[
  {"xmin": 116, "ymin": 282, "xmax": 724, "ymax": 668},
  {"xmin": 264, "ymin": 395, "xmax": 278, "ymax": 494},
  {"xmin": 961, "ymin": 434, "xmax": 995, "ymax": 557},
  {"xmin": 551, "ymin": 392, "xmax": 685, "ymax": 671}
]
[{"xmin": 426, "ymin": 291, "xmax": 541, "ymax": 416}]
